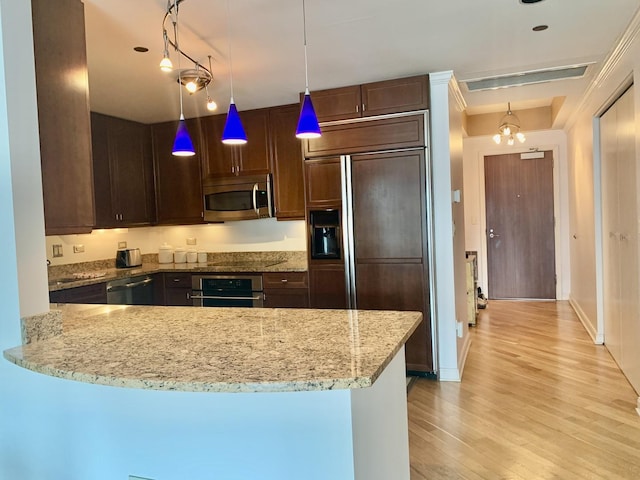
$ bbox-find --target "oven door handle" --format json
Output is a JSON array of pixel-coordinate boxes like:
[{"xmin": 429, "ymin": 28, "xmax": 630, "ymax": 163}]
[
  {"xmin": 191, "ymin": 294, "xmax": 263, "ymax": 301},
  {"xmin": 252, "ymin": 183, "xmax": 259, "ymax": 216}
]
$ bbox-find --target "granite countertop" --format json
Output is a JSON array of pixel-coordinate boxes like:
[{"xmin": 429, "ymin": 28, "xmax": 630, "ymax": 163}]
[
  {"xmin": 4, "ymin": 304, "xmax": 421, "ymax": 393},
  {"xmin": 48, "ymin": 251, "xmax": 308, "ymax": 291}
]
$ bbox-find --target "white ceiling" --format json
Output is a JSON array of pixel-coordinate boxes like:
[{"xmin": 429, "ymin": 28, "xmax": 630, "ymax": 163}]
[{"xmin": 83, "ymin": 0, "xmax": 640, "ymax": 127}]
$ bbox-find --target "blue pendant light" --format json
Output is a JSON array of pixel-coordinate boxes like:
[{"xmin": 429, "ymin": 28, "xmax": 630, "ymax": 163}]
[
  {"xmin": 222, "ymin": 98, "xmax": 247, "ymax": 144},
  {"xmin": 296, "ymin": 0, "xmax": 321, "ymax": 139},
  {"xmin": 171, "ymin": 1, "xmax": 195, "ymax": 157},
  {"xmin": 173, "ymin": 114, "xmax": 196, "ymax": 156},
  {"xmin": 222, "ymin": 0, "xmax": 247, "ymax": 145}
]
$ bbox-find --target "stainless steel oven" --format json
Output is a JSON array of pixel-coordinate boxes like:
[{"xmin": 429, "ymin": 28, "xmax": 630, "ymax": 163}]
[{"xmin": 191, "ymin": 274, "xmax": 264, "ymax": 307}]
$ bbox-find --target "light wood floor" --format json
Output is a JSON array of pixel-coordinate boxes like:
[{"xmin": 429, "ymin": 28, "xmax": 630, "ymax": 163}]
[{"xmin": 407, "ymin": 300, "xmax": 640, "ymax": 479}]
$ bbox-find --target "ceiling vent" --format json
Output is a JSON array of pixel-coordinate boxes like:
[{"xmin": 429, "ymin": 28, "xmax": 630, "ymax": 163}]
[{"xmin": 462, "ymin": 64, "xmax": 591, "ymax": 91}]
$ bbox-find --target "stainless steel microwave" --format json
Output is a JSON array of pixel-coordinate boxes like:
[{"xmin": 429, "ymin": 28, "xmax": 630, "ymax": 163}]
[{"xmin": 203, "ymin": 174, "xmax": 273, "ymax": 222}]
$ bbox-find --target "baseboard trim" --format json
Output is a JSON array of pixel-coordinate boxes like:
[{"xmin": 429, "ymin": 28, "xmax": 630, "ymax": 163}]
[{"xmin": 569, "ymin": 296, "xmax": 603, "ymax": 344}]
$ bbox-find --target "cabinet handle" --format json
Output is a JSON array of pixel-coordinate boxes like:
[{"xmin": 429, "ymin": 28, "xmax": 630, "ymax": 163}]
[
  {"xmin": 355, "ymin": 104, "xmax": 359, "ymax": 113},
  {"xmin": 362, "ymin": 103, "xmax": 366, "ymax": 112},
  {"xmin": 186, "ymin": 291, "xmax": 191, "ymax": 300},
  {"xmin": 173, "ymin": 278, "xmax": 181, "ymax": 282},
  {"xmin": 281, "ymin": 279, "xmax": 288, "ymax": 284}
]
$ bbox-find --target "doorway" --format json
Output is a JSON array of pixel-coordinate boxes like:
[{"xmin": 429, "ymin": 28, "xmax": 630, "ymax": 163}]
[{"xmin": 484, "ymin": 151, "xmax": 556, "ymax": 299}]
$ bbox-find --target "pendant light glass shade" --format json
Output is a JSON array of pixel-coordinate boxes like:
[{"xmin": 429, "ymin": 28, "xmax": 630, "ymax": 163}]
[
  {"xmin": 222, "ymin": 100, "xmax": 247, "ymax": 145},
  {"xmin": 296, "ymin": 89, "xmax": 321, "ymax": 138},
  {"xmin": 172, "ymin": 114, "xmax": 195, "ymax": 156}
]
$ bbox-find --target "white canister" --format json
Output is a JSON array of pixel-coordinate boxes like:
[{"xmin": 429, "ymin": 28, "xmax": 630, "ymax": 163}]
[
  {"xmin": 197, "ymin": 251, "xmax": 208, "ymax": 263},
  {"xmin": 186, "ymin": 250, "xmax": 198, "ymax": 263},
  {"xmin": 174, "ymin": 247, "xmax": 186, "ymax": 264},
  {"xmin": 158, "ymin": 244, "xmax": 174, "ymax": 264}
]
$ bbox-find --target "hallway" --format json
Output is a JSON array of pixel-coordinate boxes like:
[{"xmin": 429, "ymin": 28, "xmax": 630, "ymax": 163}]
[{"xmin": 407, "ymin": 301, "xmax": 640, "ymax": 479}]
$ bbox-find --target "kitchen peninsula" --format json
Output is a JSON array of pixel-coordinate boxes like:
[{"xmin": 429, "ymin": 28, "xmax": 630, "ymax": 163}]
[{"xmin": 4, "ymin": 304, "xmax": 421, "ymax": 479}]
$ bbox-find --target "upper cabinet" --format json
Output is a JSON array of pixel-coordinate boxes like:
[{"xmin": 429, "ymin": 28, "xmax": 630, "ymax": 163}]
[
  {"xmin": 31, "ymin": 0, "xmax": 95, "ymax": 235},
  {"xmin": 269, "ymin": 104, "xmax": 305, "ymax": 220},
  {"xmin": 91, "ymin": 113, "xmax": 155, "ymax": 228},
  {"xmin": 151, "ymin": 120, "xmax": 204, "ymax": 225},
  {"xmin": 200, "ymin": 108, "xmax": 271, "ymax": 179},
  {"xmin": 310, "ymin": 75, "xmax": 430, "ymax": 123}
]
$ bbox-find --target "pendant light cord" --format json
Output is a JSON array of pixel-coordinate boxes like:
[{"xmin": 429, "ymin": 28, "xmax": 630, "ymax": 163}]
[
  {"xmin": 302, "ymin": 0, "xmax": 310, "ymax": 92},
  {"xmin": 173, "ymin": 0, "xmax": 185, "ymax": 117},
  {"xmin": 226, "ymin": 0, "xmax": 235, "ymax": 102}
]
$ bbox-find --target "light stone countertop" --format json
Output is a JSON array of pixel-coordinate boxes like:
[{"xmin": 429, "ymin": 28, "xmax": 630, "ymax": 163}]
[{"xmin": 4, "ymin": 304, "xmax": 421, "ymax": 393}]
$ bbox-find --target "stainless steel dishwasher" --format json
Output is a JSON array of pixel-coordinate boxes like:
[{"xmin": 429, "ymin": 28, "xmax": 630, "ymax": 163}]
[{"xmin": 106, "ymin": 275, "xmax": 155, "ymax": 305}]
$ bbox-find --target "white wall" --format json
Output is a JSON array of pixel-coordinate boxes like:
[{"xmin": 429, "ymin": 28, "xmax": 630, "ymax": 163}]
[
  {"xmin": 462, "ymin": 130, "xmax": 570, "ymax": 301},
  {"xmin": 565, "ymin": 10, "xmax": 640, "ymax": 345},
  {"xmin": 429, "ymin": 72, "xmax": 469, "ymax": 381},
  {"xmin": 46, "ymin": 220, "xmax": 307, "ymax": 266}
]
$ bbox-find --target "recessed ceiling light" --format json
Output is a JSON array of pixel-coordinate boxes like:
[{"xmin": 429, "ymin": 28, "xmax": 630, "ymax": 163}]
[
  {"xmin": 133, "ymin": 46, "xmax": 149, "ymax": 53},
  {"xmin": 533, "ymin": 25, "xmax": 548, "ymax": 31}
]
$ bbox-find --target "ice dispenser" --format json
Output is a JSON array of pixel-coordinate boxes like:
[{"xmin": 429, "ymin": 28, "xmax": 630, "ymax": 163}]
[{"xmin": 310, "ymin": 210, "xmax": 341, "ymax": 259}]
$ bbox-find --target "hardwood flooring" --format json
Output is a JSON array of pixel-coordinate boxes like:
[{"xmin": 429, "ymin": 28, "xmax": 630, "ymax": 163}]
[{"xmin": 407, "ymin": 300, "xmax": 640, "ymax": 479}]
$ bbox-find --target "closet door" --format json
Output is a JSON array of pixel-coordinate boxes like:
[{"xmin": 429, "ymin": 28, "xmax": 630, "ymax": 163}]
[{"xmin": 601, "ymin": 85, "xmax": 640, "ymax": 391}]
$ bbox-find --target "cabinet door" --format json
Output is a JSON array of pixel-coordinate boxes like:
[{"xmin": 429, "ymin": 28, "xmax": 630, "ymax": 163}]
[
  {"xmin": 236, "ymin": 108, "xmax": 271, "ymax": 176},
  {"xmin": 309, "ymin": 265, "xmax": 347, "ymax": 309},
  {"xmin": 304, "ymin": 157, "xmax": 343, "ymax": 208},
  {"xmin": 269, "ymin": 104, "xmax": 305, "ymax": 219},
  {"xmin": 200, "ymin": 113, "xmax": 236, "ymax": 178},
  {"xmin": 152, "ymin": 121, "xmax": 204, "ymax": 225},
  {"xmin": 263, "ymin": 289, "xmax": 309, "ymax": 308},
  {"xmin": 49, "ymin": 283, "xmax": 107, "ymax": 304},
  {"xmin": 304, "ymin": 114, "xmax": 425, "ymax": 158},
  {"xmin": 92, "ymin": 113, "xmax": 155, "ymax": 228},
  {"xmin": 32, "ymin": 0, "xmax": 94, "ymax": 235},
  {"xmin": 163, "ymin": 272, "xmax": 193, "ymax": 306},
  {"xmin": 361, "ymin": 75, "xmax": 429, "ymax": 117},
  {"xmin": 309, "ymin": 85, "xmax": 361, "ymax": 123}
]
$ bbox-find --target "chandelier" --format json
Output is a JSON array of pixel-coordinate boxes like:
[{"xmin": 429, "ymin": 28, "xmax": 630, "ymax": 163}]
[{"xmin": 493, "ymin": 102, "xmax": 525, "ymax": 146}]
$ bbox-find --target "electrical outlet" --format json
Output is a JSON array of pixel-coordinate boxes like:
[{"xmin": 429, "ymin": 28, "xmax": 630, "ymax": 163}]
[
  {"xmin": 118, "ymin": 241, "xmax": 127, "ymax": 249},
  {"xmin": 456, "ymin": 321, "xmax": 463, "ymax": 338},
  {"xmin": 52, "ymin": 244, "xmax": 63, "ymax": 257},
  {"xmin": 186, "ymin": 237, "xmax": 197, "ymax": 245},
  {"xmin": 73, "ymin": 244, "xmax": 85, "ymax": 253}
]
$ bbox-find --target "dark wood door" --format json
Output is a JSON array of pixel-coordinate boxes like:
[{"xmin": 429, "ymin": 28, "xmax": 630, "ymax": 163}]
[
  {"xmin": 310, "ymin": 85, "xmax": 362, "ymax": 123},
  {"xmin": 303, "ymin": 157, "xmax": 343, "ymax": 207},
  {"xmin": 309, "ymin": 265, "xmax": 347, "ymax": 309},
  {"xmin": 485, "ymin": 151, "xmax": 556, "ymax": 299},
  {"xmin": 236, "ymin": 108, "xmax": 271, "ymax": 176},
  {"xmin": 200, "ymin": 113, "xmax": 235, "ymax": 178},
  {"xmin": 32, "ymin": 0, "xmax": 94, "ymax": 235},
  {"xmin": 151, "ymin": 120, "xmax": 204, "ymax": 225},
  {"xmin": 350, "ymin": 150, "xmax": 432, "ymax": 372},
  {"xmin": 269, "ymin": 104, "xmax": 305, "ymax": 219}
]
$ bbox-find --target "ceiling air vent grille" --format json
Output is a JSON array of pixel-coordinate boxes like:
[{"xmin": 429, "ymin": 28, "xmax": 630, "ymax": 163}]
[{"xmin": 462, "ymin": 64, "xmax": 590, "ymax": 91}]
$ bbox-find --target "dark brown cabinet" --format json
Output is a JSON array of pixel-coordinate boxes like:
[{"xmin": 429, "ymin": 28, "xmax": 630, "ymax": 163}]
[
  {"xmin": 310, "ymin": 75, "xmax": 429, "ymax": 123},
  {"xmin": 200, "ymin": 109, "xmax": 271, "ymax": 179},
  {"xmin": 151, "ymin": 120, "xmax": 204, "ymax": 225},
  {"xmin": 163, "ymin": 272, "xmax": 193, "ymax": 306},
  {"xmin": 308, "ymin": 266, "xmax": 347, "ymax": 309},
  {"xmin": 304, "ymin": 114, "xmax": 425, "ymax": 158},
  {"xmin": 31, "ymin": 0, "xmax": 94, "ymax": 235},
  {"xmin": 303, "ymin": 157, "xmax": 343, "ymax": 208},
  {"xmin": 49, "ymin": 283, "xmax": 107, "ymax": 304},
  {"xmin": 269, "ymin": 104, "xmax": 305, "ymax": 220},
  {"xmin": 263, "ymin": 271, "xmax": 309, "ymax": 308},
  {"xmin": 91, "ymin": 113, "xmax": 155, "ymax": 228}
]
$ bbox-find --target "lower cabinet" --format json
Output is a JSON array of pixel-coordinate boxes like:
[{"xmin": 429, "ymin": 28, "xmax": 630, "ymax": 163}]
[
  {"xmin": 263, "ymin": 272, "xmax": 309, "ymax": 308},
  {"xmin": 308, "ymin": 266, "xmax": 347, "ymax": 309},
  {"xmin": 163, "ymin": 272, "xmax": 193, "ymax": 306},
  {"xmin": 49, "ymin": 283, "xmax": 107, "ymax": 304}
]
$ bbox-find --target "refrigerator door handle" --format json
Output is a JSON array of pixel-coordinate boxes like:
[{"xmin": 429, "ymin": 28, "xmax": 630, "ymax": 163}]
[{"xmin": 341, "ymin": 154, "xmax": 357, "ymax": 309}]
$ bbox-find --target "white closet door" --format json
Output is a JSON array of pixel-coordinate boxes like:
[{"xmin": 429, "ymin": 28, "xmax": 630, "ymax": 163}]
[
  {"xmin": 616, "ymin": 86, "xmax": 640, "ymax": 391},
  {"xmin": 601, "ymin": 85, "xmax": 640, "ymax": 393},
  {"xmin": 601, "ymin": 96, "xmax": 621, "ymax": 365}
]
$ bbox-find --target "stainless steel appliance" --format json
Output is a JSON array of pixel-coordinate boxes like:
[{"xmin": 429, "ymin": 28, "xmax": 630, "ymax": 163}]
[
  {"xmin": 191, "ymin": 274, "xmax": 264, "ymax": 307},
  {"xmin": 106, "ymin": 275, "xmax": 154, "ymax": 305},
  {"xmin": 203, "ymin": 174, "xmax": 273, "ymax": 222},
  {"xmin": 115, "ymin": 248, "xmax": 142, "ymax": 268}
]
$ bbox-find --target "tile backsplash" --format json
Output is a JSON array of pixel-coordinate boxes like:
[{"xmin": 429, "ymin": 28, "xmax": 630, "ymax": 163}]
[{"xmin": 45, "ymin": 219, "xmax": 307, "ymax": 266}]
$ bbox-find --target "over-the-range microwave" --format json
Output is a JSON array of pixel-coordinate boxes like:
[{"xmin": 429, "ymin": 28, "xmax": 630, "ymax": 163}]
[{"xmin": 203, "ymin": 174, "xmax": 273, "ymax": 222}]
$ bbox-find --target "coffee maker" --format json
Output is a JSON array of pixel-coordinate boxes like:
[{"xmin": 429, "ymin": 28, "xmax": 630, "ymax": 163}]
[{"xmin": 310, "ymin": 210, "xmax": 341, "ymax": 259}]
